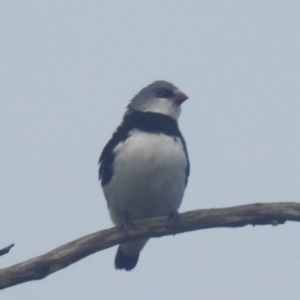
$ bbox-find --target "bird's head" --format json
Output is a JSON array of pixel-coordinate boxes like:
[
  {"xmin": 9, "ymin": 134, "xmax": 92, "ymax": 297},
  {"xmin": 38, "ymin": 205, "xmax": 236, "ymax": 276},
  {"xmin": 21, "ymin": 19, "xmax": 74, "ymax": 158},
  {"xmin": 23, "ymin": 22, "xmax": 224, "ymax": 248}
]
[{"xmin": 126, "ymin": 81, "xmax": 188, "ymax": 120}]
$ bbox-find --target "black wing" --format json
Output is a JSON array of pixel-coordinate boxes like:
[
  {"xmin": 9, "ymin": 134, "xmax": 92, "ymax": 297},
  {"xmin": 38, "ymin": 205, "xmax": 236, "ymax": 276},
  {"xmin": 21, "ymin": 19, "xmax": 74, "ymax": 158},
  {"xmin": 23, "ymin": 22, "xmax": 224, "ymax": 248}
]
[{"xmin": 98, "ymin": 124, "xmax": 129, "ymax": 186}]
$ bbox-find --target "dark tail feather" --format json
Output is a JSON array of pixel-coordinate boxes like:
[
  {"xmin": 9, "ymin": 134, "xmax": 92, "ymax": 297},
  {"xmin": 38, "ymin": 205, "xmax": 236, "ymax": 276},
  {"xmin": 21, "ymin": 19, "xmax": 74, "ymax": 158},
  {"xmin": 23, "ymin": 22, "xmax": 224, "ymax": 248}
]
[{"xmin": 115, "ymin": 246, "xmax": 139, "ymax": 271}]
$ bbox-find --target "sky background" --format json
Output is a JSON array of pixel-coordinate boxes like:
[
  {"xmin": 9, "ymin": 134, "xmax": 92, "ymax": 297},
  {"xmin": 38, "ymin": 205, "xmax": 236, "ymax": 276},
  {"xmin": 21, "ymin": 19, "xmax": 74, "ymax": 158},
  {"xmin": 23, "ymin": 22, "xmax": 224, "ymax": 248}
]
[{"xmin": 1, "ymin": 1, "xmax": 299, "ymax": 299}]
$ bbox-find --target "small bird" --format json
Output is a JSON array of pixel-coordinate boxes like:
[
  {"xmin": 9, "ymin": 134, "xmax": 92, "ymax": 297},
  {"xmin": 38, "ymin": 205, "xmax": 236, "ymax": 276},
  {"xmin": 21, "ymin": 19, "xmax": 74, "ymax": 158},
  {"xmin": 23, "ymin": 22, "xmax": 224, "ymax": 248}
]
[{"xmin": 99, "ymin": 80, "xmax": 189, "ymax": 271}]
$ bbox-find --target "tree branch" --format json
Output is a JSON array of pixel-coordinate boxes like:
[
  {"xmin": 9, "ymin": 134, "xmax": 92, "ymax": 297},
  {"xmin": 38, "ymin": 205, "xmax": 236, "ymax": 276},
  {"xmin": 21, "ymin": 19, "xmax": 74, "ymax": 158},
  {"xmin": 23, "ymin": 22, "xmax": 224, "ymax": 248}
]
[
  {"xmin": 0, "ymin": 244, "xmax": 14, "ymax": 257},
  {"xmin": 0, "ymin": 202, "xmax": 299, "ymax": 290}
]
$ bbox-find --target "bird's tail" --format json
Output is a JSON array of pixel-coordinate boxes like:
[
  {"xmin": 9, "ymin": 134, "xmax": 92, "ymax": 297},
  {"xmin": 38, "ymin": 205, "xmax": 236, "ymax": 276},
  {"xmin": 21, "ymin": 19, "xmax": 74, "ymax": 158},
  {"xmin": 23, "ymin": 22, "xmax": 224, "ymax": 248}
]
[
  {"xmin": 114, "ymin": 238, "xmax": 149, "ymax": 271},
  {"xmin": 115, "ymin": 246, "xmax": 139, "ymax": 271}
]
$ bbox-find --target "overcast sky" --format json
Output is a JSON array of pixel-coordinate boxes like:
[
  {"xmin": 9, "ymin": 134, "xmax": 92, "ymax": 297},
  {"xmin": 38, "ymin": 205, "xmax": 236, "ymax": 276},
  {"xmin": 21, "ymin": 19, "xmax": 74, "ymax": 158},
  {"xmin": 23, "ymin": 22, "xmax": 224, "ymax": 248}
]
[{"xmin": 1, "ymin": 1, "xmax": 299, "ymax": 299}]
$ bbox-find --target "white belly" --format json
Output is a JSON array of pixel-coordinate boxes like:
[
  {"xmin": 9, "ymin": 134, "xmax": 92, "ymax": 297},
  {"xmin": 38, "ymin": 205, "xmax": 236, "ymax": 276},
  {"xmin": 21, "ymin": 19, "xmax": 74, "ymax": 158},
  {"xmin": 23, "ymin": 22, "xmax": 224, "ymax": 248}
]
[{"xmin": 103, "ymin": 130, "xmax": 187, "ymax": 225}]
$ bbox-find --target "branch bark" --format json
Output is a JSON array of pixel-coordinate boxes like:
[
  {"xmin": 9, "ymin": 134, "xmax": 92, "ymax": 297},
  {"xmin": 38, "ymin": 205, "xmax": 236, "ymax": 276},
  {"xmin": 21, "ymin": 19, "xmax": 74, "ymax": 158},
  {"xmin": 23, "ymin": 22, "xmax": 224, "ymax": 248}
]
[{"xmin": 0, "ymin": 202, "xmax": 299, "ymax": 290}]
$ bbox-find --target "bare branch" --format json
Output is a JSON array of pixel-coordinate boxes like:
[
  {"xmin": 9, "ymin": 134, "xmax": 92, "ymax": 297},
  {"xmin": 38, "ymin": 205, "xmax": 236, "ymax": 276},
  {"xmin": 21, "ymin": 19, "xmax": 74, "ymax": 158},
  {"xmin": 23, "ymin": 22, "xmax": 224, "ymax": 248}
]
[
  {"xmin": 0, "ymin": 244, "xmax": 14, "ymax": 256},
  {"xmin": 0, "ymin": 202, "xmax": 299, "ymax": 290}
]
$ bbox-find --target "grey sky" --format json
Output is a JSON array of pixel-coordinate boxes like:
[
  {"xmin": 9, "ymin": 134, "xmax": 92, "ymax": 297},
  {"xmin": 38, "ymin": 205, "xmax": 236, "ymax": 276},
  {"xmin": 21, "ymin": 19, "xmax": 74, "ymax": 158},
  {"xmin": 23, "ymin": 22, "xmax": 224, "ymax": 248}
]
[{"xmin": 1, "ymin": 1, "xmax": 299, "ymax": 299}]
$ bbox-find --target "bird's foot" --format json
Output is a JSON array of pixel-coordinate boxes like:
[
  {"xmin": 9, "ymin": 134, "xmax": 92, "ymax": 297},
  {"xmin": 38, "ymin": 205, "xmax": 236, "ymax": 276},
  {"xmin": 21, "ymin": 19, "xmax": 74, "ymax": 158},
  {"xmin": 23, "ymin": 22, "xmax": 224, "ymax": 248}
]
[
  {"xmin": 118, "ymin": 214, "xmax": 136, "ymax": 235},
  {"xmin": 119, "ymin": 220, "xmax": 129, "ymax": 231},
  {"xmin": 118, "ymin": 221, "xmax": 131, "ymax": 236},
  {"xmin": 168, "ymin": 210, "xmax": 180, "ymax": 224}
]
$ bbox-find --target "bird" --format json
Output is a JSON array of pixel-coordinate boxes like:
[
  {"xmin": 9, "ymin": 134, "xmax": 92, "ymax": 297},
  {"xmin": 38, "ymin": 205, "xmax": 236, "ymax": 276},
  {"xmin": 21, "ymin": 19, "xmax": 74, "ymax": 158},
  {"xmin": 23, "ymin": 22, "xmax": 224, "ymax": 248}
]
[{"xmin": 99, "ymin": 80, "xmax": 189, "ymax": 271}]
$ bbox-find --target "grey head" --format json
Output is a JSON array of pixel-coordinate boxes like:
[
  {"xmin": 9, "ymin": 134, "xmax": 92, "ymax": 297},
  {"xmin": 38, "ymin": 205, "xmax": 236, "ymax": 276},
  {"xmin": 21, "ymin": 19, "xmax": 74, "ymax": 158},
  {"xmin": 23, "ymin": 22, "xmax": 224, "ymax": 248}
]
[{"xmin": 126, "ymin": 80, "xmax": 188, "ymax": 120}]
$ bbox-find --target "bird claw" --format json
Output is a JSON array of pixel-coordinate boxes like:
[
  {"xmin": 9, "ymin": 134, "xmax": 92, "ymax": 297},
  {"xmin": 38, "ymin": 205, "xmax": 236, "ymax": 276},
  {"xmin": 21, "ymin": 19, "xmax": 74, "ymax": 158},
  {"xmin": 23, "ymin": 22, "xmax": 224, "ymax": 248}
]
[
  {"xmin": 118, "ymin": 215, "xmax": 136, "ymax": 235},
  {"xmin": 168, "ymin": 210, "xmax": 180, "ymax": 224},
  {"xmin": 119, "ymin": 220, "xmax": 129, "ymax": 231}
]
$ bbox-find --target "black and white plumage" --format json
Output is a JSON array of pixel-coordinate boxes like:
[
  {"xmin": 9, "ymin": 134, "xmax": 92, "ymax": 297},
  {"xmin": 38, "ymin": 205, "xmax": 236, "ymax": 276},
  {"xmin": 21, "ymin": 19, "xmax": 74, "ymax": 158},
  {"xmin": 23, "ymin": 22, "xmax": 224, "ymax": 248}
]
[{"xmin": 99, "ymin": 80, "xmax": 189, "ymax": 271}]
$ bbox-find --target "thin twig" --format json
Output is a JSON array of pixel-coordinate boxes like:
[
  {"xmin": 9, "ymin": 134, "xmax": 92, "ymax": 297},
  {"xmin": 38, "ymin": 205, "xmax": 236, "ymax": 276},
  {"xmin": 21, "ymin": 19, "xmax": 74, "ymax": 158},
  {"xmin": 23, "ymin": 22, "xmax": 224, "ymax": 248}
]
[{"xmin": 0, "ymin": 244, "xmax": 14, "ymax": 256}]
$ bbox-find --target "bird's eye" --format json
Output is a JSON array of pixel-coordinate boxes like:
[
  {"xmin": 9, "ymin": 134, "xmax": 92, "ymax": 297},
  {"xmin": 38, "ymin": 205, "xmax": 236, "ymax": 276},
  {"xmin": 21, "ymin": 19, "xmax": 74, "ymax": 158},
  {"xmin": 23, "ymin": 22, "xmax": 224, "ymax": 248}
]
[
  {"xmin": 155, "ymin": 88, "xmax": 166, "ymax": 98},
  {"xmin": 155, "ymin": 88, "xmax": 172, "ymax": 98}
]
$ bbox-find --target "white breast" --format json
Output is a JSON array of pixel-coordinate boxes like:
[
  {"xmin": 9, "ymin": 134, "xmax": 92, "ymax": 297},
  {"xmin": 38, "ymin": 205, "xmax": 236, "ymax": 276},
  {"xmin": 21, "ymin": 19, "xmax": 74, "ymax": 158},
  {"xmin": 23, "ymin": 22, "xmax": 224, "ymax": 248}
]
[{"xmin": 103, "ymin": 130, "xmax": 188, "ymax": 225}]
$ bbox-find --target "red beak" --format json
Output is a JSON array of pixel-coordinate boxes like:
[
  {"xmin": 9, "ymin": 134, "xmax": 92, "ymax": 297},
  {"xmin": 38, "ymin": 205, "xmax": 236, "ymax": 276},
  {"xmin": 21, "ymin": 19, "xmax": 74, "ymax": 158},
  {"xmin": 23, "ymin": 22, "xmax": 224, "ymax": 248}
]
[{"xmin": 171, "ymin": 90, "xmax": 188, "ymax": 105}]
